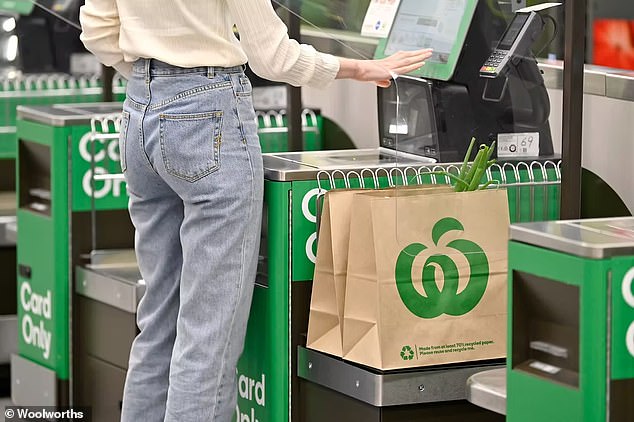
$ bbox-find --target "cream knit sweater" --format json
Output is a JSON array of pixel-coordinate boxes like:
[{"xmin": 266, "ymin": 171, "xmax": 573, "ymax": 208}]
[{"xmin": 79, "ymin": 0, "xmax": 341, "ymax": 87}]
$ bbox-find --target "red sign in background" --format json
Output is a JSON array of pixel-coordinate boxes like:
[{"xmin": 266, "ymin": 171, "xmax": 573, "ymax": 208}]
[{"xmin": 594, "ymin": 19, "xmax": 634, "ymax": 70}]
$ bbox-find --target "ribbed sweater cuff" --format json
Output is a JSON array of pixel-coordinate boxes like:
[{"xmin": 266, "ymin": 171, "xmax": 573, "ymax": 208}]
[{"xmin": 308, "ymin": 52, "xmax": 340, "ymax": 88}]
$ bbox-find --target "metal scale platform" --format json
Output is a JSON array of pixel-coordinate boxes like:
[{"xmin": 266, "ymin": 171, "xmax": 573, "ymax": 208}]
[
  {"xmin": 0, "ymin": 192, "xmax": 16, "ymax": 246},
  {"xmin": 75, "ymin": 249, "xmax": 144, "ymax": 317},
  {"xmin": 263, "ymin": 148, "xmax": 435, "ymax": 182}
]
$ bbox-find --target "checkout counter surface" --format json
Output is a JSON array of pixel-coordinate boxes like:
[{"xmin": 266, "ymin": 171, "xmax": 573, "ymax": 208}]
[
  {"xmin": 466, "ymin": 368, "xmax": 506, "ymax": 415},
  {"xmin": 540, "ymin": 60, "xmax": 634, "ymax": 102},
  {"xmin": 17, "ymin": 102, "xmax": 123, "ymax": 126},
  {"xmin": 75, "ymin": 250, "xmax": 144, "ymax": 314},
  {"xmin": 263, "ymin": 148, "xmax": 435, "ymax": 182},
  {"xmin": 509, "ymin": 217, "xmax": 634, "ymax": 259}
]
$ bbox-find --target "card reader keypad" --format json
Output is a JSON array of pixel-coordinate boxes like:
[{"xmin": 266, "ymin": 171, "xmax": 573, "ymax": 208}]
[{"xmin": 481, "ymin": 49, "xmax": 508, "ymax": 76}]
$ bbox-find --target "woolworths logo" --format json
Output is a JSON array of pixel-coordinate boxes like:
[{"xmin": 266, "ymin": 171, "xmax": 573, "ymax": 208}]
[{"xmin": 395, "ymin": 217, "xmax": 489, "ymax": 319}]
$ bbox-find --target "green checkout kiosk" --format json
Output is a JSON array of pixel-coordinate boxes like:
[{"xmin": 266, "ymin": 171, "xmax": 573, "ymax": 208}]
[
  {"xmin": 0, "ymin": 71, "xmax": 127, "ymax": 399},
  {"xmin": 247, "ymin": 1, "xmax": 561, "ymax": 421},
  {"xmin": 10, "ymin": 103, "xmax": 133, "ymax": 410},
  {"xmin": 468, "ymin": 217, "xmax": 634, "ymax": 421}
]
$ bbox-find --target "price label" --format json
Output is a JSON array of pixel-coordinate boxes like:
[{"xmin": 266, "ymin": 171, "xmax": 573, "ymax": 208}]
[
  {"xmin": 361, "ymin": 0, "xmax": 401, "ymax": 38},
  {"xmin": 497, "ymin": 132, "xmax": 540, "ymax": 158}
]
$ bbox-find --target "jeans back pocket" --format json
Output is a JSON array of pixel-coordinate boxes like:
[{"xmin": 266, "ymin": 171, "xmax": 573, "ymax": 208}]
[{"xmin": 159, "ymin": 111, "xmax": 223, "ymax": 182}]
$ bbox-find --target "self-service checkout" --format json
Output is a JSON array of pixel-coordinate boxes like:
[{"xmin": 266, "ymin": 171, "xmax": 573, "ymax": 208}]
[
  {"xmin": 269, "ymin": 0, "xmax": 556, "ymax": 173},
  {"xmin": 261, "ymin": 1, "xmax": 562, "ymax": 421},
  {"xmin": 374, "ymin": 0, "xmax": 555, "ymax": 163},
  {"xmin": 8, "ymin": 1, "xmax": 565, "ymax": 421}
]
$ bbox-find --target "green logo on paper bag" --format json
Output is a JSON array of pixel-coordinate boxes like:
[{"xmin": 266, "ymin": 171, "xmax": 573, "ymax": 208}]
[
  {"xmin": 400, "ymin": 345, "xmax": 415, "ymax": 361},
  {"xmin": 395, "ymin": 218, "xmax": 489, "ymax": 319}
]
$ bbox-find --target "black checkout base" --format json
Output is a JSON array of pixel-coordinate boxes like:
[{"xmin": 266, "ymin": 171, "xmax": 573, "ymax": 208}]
[
  {"xmin": 299, "ymin": 380, "xmax": 503, "ymax": 422},
  {"xmin": 297, "ymin": 347, "xmax": 504, "ymax": 421},
  {"xmin": 0, "ymin": 364, "xmax": 9, "ymax": 397}
]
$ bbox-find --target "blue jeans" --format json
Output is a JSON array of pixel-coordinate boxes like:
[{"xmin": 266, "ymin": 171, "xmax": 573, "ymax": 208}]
[{"xmin": 119, "ymin": 59, "xmax": 263, "ymax": 422}]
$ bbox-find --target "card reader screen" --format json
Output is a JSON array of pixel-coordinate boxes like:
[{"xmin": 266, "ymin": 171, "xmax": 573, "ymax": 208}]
[
  {"xmin": 498, "ymin": 13, "xmax": 529, "ymax": 49},
  {"xmin": 385, "ymin": 0, "xmax": 469, "ymax": 64}
]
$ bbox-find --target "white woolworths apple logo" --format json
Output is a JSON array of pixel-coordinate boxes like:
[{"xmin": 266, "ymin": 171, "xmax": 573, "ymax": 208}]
[
  {"xmin": 302, "ymin": 188, "xmax": 322, "ymax": 263},
  {"xmin": 623, "ymin": 267, "xmax": 634, "ymax": 359},
  {"xmin": 79, "ymin": 132, "xmax": 127, "ymax": 199}
]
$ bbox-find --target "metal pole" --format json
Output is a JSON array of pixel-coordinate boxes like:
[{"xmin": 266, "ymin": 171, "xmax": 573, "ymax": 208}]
[
  {"xmin": 286, "ymin": 0, "xmax": 303, "ymax": 152},
  {"xmin": 102, "ymin": 65, "xmax": 114, "ymax": 103},
  {"xmin": 560, "ymin": 0, "xmax": 586, "ymax": 219}
]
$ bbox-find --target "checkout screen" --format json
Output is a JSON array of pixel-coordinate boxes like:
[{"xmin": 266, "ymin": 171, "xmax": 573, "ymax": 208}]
[
  {"xmin": 498, "ymin": 13, "xmax": 529, "ymax": 50},
  {"xmin": 384, "ymin": 0, "xmax": 468, "ymax": 64}
]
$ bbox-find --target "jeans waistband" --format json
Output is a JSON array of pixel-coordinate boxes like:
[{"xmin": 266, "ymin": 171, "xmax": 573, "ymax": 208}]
[{"xmin": 132, "ymin": 58, "xmax": 246, "ymax": 78}]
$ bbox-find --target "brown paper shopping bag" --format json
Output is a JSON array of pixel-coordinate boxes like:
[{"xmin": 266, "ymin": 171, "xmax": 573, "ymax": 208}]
[
  {"xmin": 343, "ymin": 188, "xmax": 510, "ymax": 370},
  {"xmin": 307, "ymin": 185, "xmax": 452, "ymax": 357},
  {"xmin": 306, "ymin": 188, "xmax": 365, "ymax": 356}
]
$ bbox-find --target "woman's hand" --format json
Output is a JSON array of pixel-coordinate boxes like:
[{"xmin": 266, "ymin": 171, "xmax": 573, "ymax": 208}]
[{"xmin": 336, "ymin": 48, "xmax": 433, "ymax": 87}]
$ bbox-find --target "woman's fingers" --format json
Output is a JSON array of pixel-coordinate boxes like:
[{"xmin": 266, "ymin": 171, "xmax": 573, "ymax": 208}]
[
  {"xmin": 393, "ymin": 48, "xmax": 433, "ymax": 59},
  {"xmin": 384, "ymin": 49, "xmax": 433, "ymax": 74},
  {"xmin": 391, "ymin": 49, "xmax": 433, "ymax": 63},
  {"xmin": 392, "ymin": 61, "xmax": 427, "ymax": 75},
  {"xmin": 363, "ymin": 48, "xmax": 433, "ymax": 85}
]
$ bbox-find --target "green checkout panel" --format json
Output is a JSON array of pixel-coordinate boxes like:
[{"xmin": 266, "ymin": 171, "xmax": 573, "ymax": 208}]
[
  {"xmin": 467, "ymin": 217, "xmax": 634, "ymax": 421},
  {"xmin": 10, "ymin": 103, "xmax": 133, "ymax": 411}
]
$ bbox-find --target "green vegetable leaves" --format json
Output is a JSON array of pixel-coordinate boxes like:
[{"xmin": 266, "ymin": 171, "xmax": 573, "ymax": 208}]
[{"xmin": 435, "ymin": 138, "xmax": 497, "ymax": 192}]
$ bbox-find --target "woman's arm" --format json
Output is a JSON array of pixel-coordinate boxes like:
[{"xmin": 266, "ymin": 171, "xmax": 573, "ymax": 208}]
[
  {"xmin": 79, "ymin": 0, "xmax": 132, "ymax": 78},
  {"xmin": 226, "ymin": 0, "xmax": 339, "ymax": 87},
  {"xmin": 227, "ymin": 0, "xmax": 432, "ymax": 87}
]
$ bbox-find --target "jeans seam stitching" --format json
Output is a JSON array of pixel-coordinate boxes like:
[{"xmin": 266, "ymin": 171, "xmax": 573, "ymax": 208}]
[
  {"xmin": 148, "ymin": 82, "xmax": 232, "ymax": 111},
  {"xmin": 120, "ymin": 111, "xmax": 130, "ymax": 172},
  {"xmin": 139, "ymin": 108, "xmax": 158, "ymax": 175},
  {"xmin": 138, "ymin": 77, "xmax": 160, "ymax": 175},
  {"xmin": 127, "ymin": 97, "xmax": 145, "ymax": 111},
  {"xmin": 210, "ymin": 167, "xmax": 254, "ymax": 421}
]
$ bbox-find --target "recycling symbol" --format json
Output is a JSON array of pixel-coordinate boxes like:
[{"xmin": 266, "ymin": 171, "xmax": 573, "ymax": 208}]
[
  {"xmin": 400, "ymin": 345, "xmax": 414, "ymax": 361},
  {"xmin": 395, "ymin": 217, "xmax": 489, "ymax": 319}
]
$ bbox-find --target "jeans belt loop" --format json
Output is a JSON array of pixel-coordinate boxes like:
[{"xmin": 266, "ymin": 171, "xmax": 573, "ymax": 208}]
[{"xmin": 207, "ymin": 66, "xmax": 215, "ymax": 79}]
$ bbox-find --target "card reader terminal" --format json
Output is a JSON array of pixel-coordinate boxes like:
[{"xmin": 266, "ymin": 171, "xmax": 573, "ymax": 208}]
[{"xmin": 480, "ymin": 12, "xmax": 543, "ymax": 78}]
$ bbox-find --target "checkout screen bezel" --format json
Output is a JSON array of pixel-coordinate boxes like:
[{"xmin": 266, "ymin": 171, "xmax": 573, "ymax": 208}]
[{"xmin": 374, "ymin": 0, "xmax": 478, "ymax": 81}]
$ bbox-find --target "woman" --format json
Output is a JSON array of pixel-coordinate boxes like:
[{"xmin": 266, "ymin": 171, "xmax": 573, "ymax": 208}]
[{"xmin": 79, "ymin": 1, "xmax": 431, "ymax": 420}]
